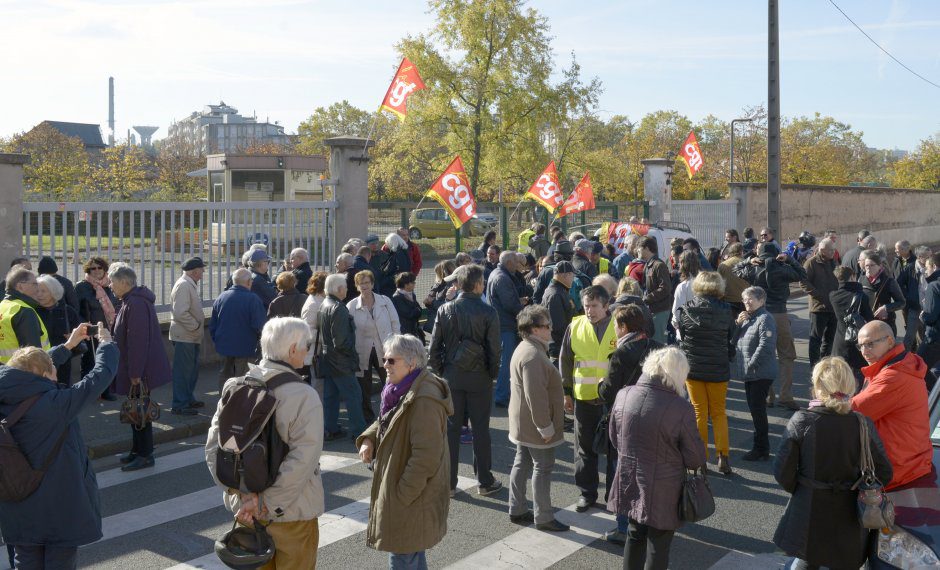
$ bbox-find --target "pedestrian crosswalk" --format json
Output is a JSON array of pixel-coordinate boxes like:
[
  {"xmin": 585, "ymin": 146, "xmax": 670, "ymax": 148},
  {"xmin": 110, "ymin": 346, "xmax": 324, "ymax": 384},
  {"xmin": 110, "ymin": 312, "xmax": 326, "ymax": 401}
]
[{"xmin": 68, "ymin": 445, "xmax": 787, "ymax": 569}]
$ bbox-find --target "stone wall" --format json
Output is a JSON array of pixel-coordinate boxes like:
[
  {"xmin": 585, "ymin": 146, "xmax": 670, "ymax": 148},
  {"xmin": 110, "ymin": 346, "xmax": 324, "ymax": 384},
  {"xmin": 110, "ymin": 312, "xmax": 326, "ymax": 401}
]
[
  {"xmin": 730, "ymin": 182, "xmax": 940, "ymax": 252},
  {"xmin": 0, "ymin": 154, "xmax": 28, "ymax": 271}
]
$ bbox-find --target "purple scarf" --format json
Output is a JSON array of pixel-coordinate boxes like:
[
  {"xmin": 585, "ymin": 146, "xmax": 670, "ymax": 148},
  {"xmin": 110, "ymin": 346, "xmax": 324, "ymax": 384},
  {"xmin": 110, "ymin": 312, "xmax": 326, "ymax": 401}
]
[{"xmin": 380, "ymin": 368, "xmax": 422, "ymax": 416}]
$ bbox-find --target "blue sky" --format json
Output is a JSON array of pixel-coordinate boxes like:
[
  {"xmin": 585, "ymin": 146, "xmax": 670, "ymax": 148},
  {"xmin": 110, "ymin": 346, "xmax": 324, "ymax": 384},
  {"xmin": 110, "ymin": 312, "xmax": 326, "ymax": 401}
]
[{"xmin": 1, "ymin": 0, "xmax": 937, "ymax": 150}]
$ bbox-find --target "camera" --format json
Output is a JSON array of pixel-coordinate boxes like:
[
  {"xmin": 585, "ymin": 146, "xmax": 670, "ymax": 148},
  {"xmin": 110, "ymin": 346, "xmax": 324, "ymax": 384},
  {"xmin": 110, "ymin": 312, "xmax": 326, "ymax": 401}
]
[{"xmin": 86, "ymin": 325, "xmax": 99, "ymax": 336}]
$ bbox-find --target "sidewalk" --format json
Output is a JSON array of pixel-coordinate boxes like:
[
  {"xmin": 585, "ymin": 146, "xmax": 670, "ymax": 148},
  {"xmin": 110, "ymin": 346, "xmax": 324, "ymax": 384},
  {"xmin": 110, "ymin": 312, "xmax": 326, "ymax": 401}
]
[{"xmin": 79, "ymin": 364, "xmax": 222, "ymax": 459}]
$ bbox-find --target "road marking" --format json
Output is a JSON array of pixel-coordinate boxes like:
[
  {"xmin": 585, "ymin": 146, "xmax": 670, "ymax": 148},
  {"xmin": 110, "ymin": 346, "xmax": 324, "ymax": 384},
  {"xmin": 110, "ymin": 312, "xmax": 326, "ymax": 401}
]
[
  {"xmin": 96, "ymin": 446, "xmax": 207, "ymax": 490},
  {"xmin": 708, "ymin": 550, "xmax": 792, "ymax": 569},
  {"xmin": 445, "ymin": 502, "xmax": 615, "ymax": 569},
  {"xmin": 95, "ymin": 454, "xmax": 359, "ymax": 544},
  {"xmin": 165, "ymin": 476, "xmax": 478, "ymax": 569}
]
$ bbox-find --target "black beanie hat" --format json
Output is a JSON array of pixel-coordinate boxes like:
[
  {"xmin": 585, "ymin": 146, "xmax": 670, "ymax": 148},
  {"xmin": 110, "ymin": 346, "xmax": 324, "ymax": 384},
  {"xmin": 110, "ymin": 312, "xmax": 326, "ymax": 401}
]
[{"xmin": 38, "ymin": 256, "xmax": 58, "ymax": 275}]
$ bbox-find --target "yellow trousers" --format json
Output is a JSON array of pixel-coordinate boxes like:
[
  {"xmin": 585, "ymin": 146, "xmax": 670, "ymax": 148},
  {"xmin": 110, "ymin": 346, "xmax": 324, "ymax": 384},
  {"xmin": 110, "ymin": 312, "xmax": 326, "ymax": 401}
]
[
  {"xmin": 685, "ymin": 380, "xmax": 729, "ymax": 458},
  {"xmin": 258, "ymin": 518, "xmax": 319, "ymax": 570}
]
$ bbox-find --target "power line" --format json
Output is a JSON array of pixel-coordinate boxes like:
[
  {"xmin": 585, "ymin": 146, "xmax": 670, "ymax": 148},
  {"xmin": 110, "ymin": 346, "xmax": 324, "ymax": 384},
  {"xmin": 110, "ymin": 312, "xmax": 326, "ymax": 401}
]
[{"xmin": 827, "ymin": 0, "xmax": 940, "ymax": 90}]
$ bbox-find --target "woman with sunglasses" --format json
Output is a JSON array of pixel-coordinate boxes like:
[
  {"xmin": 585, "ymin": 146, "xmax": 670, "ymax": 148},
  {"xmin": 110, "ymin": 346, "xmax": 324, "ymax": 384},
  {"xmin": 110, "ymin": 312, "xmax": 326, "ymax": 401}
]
[
  {"xmin": 75, "ymin": 257, "xmax": 119, "ymax": 400},
  {"xmin": 356, "ymin": 334, "xmax": 452, "ymax": 569}
]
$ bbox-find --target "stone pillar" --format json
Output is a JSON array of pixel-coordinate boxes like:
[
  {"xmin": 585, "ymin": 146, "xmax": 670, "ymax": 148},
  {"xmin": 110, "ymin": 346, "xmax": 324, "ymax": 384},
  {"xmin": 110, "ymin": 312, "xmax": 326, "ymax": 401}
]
[
  {"xmin": 0, "ymin": 154, "xmax": 28, "ymax": 270},
  {"xmin": 324, "ymin": 136, "xmax": 373, "ymax": 259},
  {"xmin": 728, "ymin": 182, "xmax": 750, "ymax": 234},
  {"xmin": 641, "ymin": 158, "xmax": 673, "ymax": 222}
]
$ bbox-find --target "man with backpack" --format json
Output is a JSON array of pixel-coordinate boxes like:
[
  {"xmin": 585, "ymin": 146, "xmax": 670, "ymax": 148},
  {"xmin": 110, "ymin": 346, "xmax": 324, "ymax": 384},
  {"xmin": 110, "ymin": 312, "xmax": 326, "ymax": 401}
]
[{"xmin": 206, "ymin": 317, "xmax": 324, "ymax": 569}]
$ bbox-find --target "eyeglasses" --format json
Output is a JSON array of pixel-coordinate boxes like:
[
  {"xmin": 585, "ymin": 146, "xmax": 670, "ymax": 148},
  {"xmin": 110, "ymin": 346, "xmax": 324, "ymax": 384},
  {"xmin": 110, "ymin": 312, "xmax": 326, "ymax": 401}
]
[
  {"xmin": 382, "ymin": 357, "xmax": 398, "ymax": 365},
  {"xmin": 87, "ymin": 266, "xmax": 103, "ymax": 271},
  {"xmin": 759, "ymin": 233, "xmax": 770, "ymax": 238},
  {"xmin": 858, "ymin": 336, "xmax": 889, "ymax": 351}
]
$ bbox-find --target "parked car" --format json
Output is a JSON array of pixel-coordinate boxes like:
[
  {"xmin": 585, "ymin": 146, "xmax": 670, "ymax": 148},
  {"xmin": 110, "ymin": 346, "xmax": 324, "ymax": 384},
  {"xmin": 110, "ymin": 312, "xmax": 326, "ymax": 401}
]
[
  {"xmin": 476, "ymin": 212, "xmax": 498, "ymax": 226},
  {"xmin": 408, "ymin": 208, "xmax": 492, "ymax": 239},
  {"xmin": 870, "ymin": 381, "xmax": 940, "ymax": 568}
]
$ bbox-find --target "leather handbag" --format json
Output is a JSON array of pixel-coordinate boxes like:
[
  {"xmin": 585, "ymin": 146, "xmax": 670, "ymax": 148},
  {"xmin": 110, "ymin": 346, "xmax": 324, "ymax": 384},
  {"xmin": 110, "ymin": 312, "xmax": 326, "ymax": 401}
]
[
  {"xmin": 679, "ymin": 467, "xmax": 716, "ymax": 523},
  {"xmin": 852, "ymin": 412, "xmax": 895, "ymax": 529},
  {"xmin": 119, "ymin": 382, "xmax": 161, "ymax": 430},
  {"xmin": 843, "ymin": 293, "xmax": 867, "ymax": 344}
]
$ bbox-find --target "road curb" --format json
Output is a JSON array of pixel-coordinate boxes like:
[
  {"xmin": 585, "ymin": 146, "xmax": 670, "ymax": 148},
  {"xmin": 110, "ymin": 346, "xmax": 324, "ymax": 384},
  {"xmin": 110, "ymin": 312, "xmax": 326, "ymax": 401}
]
[{"xmin": 87, "ymin": 417, "xmax": 212, "ymax": 459}]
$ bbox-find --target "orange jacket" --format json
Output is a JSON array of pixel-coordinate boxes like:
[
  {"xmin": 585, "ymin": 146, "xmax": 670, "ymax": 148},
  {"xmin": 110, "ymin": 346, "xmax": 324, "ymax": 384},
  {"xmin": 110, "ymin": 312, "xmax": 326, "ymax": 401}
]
[{"xmin": 853, "ymin": 344, "xmax": 933, "ymax": 489}]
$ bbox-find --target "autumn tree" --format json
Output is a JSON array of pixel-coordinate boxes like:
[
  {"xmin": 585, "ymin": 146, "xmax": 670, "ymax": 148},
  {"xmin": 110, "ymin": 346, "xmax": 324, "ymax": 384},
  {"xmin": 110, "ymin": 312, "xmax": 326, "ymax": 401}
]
[
  {"xmin": 295, "ymin": 100, "xmax": 376, "ymax": 157},
  {"xmin": 890, "ymin": 134, "xmax": 940, "ymax": 190},
  {"xmin": 89, "ymin": 145, "xmax": 152, "ymax": 201},
  {"xmin": 6, "ymin": 123, "xmax": 90, "ymax": 200}
]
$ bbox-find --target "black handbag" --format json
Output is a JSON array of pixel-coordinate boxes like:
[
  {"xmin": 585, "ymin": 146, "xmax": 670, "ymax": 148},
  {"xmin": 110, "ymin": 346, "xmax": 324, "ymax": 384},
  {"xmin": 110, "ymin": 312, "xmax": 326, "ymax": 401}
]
[
  {"xmin": 593, "ymin": 412, "xmax": 609, "ymax": 456},
  {"xmin": 852, "ymin": 412, "xmax": 895, "ymax": 529},
  {"xmin": 679, "ymin": 467, "xmax": 716, "ymax": 522},
  {"xmin": 119, "ymin": 382, "xmax": 161, "ymax": 430},
  {"xmin": 843, "ymin": 293, "xmax": 867, "ymax": 344}
]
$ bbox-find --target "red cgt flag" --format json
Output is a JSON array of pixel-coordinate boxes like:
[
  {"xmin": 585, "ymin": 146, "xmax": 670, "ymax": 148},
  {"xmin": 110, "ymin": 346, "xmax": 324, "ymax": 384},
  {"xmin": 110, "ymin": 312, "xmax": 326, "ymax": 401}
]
[
  {"xmin": 525, "ymin": 161, "xmax": 565, "ymax": 213},
  {"xmin": 426, "ymin": 156, "xmax": 477, "ymax": 229},
  {"xmin": 558, "ymin": 172, "xmax": 595, "ymax": 218},
  {"xmin": 678, "ymin": 130, "xmax": 704, "ymax": 178},
  {"xmin": 380, "ymin": 57, "xmax": 426, "ymax": 121}
]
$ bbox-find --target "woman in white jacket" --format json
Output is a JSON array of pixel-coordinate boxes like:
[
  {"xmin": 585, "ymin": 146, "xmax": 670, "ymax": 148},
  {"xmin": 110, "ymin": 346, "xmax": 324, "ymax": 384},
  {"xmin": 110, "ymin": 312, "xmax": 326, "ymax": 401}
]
[
  {"xmin": 300, "ymin": 271, "xmax": 329, "ymax": 400},
  {"xmin": 347, "ymin": 270, "xmax": 400, "ymax": 423}
]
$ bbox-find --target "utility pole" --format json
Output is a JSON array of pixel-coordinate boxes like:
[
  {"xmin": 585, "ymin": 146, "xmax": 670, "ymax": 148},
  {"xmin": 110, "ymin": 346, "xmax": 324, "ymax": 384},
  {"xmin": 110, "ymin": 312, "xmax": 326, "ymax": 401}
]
[{"xmin": 767, "ymin": 0, "xmax": 781, "ymax": 233}]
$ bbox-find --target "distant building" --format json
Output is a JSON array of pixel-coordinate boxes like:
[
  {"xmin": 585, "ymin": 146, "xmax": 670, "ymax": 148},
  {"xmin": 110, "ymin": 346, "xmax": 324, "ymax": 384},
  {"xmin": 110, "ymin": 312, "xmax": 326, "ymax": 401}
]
[
  {"xmin": 166, "ymin": 102, "xmax": 290, "ymax": 156},
  {"xmin": 35, "ymin": 121, "xmax": 107, "ymax": 151}
]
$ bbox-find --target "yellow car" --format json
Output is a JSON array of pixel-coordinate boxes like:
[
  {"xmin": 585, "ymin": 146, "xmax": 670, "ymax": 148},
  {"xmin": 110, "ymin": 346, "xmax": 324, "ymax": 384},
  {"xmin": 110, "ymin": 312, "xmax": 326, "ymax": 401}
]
[{"xmin": 408, "ymin": 208, "xmax": 493, "ymax": 239}]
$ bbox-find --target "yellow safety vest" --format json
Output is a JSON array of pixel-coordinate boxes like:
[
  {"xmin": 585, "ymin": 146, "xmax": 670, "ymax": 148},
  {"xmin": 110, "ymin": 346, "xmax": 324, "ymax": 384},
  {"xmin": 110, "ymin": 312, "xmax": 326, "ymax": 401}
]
[
  {"xmin": 0, "ymin": 298, "xmax": 51, "ymax": 363},
  {"xmin": 570, "ymin": 314, "xmax": 617, "ymax": 401},
  {"xmin": 599, "ymin": 257, "xmax": 610, "ymax": 275},
  {"xmin": 517, "ymin": 229, "xmax": 535, "ymax": 253}
]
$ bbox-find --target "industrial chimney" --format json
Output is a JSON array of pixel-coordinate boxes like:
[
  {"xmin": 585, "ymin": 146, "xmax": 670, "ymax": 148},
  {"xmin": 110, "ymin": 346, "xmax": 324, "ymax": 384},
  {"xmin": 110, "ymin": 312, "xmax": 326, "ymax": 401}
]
[{"xmin": 108, "ymin": 77, "xmax": 115, "ymax": 147}]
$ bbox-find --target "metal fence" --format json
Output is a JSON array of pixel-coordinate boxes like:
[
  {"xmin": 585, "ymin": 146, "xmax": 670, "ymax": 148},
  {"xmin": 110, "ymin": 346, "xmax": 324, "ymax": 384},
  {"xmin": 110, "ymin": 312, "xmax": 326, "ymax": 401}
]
[
  {"xmin": 671, "ymin": 200, "xmax": 738, "ymax": 250},
  {"xmin": 23, "ymin": 201, "xmax": 336, "ymax": 314}
]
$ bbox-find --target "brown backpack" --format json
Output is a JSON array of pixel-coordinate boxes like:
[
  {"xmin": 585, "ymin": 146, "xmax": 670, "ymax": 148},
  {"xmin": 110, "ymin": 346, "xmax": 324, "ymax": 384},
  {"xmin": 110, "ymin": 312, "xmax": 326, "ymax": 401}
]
[
  {"xmin": 0, "ymin": 394, "xmax": 70, "ymax": 502},
  {"xmin": 214, "ymin": 372, "xmax": 302, "ymax": 493}
]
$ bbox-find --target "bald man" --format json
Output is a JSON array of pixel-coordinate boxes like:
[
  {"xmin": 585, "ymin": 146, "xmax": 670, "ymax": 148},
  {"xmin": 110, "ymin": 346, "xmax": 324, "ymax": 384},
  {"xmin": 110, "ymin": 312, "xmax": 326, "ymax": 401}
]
[{"xmin": 851, "ymin": 321, "xmax": 932, "ymax": 489}]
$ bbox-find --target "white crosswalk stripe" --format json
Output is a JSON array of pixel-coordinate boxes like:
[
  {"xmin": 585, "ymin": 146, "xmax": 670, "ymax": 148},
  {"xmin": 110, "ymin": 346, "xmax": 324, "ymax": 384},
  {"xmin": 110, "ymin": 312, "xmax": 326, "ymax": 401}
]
[
  {"xmin": 165, "ymin": 476, "xmax": 479, "ymax": 570},
  {"xmin": 445, "ymin": 503, "xmax": 615, "ymax": 569},
  {"xmin": 95, "ymin": 446, "xmax": 206, "ymax": 490},
  {"xmin": 93, "ymin": 454, "xmax": 359, "ymax": 544}
]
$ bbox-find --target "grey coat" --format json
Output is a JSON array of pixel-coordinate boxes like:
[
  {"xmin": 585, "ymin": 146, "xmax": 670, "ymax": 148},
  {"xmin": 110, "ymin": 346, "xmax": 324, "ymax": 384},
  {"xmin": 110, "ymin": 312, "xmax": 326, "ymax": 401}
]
[
  {"xmin": 732, "ymin": 307, "xmax": 778, "ymax": 382},
  {"xmin": 608, "ymin": 374, "xmax": 706, "ymax": 531}
]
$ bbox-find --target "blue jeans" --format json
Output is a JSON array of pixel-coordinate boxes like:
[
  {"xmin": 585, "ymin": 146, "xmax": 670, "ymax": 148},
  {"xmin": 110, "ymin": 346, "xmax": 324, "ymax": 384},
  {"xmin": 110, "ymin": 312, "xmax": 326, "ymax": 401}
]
[
  {"xmin": 389, "ymin": 551, "xmax": 427, "ymax": 570},
  {"xmin": 494, "ymin": 331, "xmax": 517, "ymax": 404},
  {"xmin": 323, "ymin": 374, "xmax": 367, "ymax": 437},
  {"xmin": 171, "ymin": 341, "xmax": 200, "ymax": 409},
  {"xmin": 652, "ymin": 311, "xmax": 669, "ymax": 345}
]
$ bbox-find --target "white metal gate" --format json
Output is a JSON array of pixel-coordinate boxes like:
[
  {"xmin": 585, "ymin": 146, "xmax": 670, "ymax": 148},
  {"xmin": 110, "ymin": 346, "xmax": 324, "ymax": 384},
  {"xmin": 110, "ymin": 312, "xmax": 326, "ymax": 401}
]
[
  {"xmin": 22, "ymin": 201, "xmax": 336, "ymax": 314},
  {"xmin": 670, "ymin": 200, "xmax": 739, "ymax": 250}
]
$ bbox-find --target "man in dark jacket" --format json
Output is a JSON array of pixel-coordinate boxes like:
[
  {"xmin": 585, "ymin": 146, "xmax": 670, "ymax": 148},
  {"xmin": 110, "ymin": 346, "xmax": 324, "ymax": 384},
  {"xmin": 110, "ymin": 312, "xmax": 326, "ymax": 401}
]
[
  {"xmin": 801, "ymin": 238, "xmax": 839, "ymax": 367},
  {"xmin": 573, "ymin": 239, "xmax": 599, "ymax": 279},
  {"xmin": 366, "ymin": 234, "xmax": 389, "ymax": 282},
  {"xmin": 288, "ymin": 247, "xmax": 313, "ymax": 294},
  {"xmin": 486, "ymin": 251, "xmax": 527, "ymax": 407},
  {"xmin": 541, "ymin": 261, "xmax": 576, "ymax": 360},
  {"xmin": 0, "ymin": 326, "xmax": 117, "ymax": 569},
  {"xmin": 317, "ymin": 273, "xmax": 365, "ymax": 440},
  {"xmin": 246, "ymin": 249, "xmax": 276, "ymax": 309},
  {"xmin": 638, "ymin": 236, "xmax": 673, "ymax": 344},
  {"xmin": 0, "ymin": 267, "xmax": 49, "ymax": 355},
  {"xmin": 841, "ymin": 231, "xmax": 875, "ymax": 279},
  {"xmin": 533, "ymin": 240, "xmax": 575, "ymax": 303},
  {"xmin": 894, "ymin": 240, "xmax": 921, "ymax": 351},
  {"xmin": 209, "ymin": 268, "xmax": 267, "ymax": 391},
  {"xmin": 734, "ymin": 242, "xmax": 807, "ymax": 410},
  {"xmin": 397, "ymin": 227, "xmax": 422, "ymax": 276},
  {"xmin": 37, "ymin": 256, "xmax": 79, "ymax": 313},
  {"xmin": 429, "ymin": 264, "xmax": 503, "ymax": 496},
  {"xmin": 917, "ymin": 252, "xmax": 940, "ymax": 387}
]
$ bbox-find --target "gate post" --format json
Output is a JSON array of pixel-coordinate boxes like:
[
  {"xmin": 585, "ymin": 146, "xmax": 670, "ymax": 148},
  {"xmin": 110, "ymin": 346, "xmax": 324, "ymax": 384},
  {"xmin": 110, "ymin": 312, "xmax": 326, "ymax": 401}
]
[
  {"xmin": 641, "ymin": 158, "xmax": 673, "ymax": 223},
  {"xmin": 0, "ymin": 154, "xmax": 28, "ymax": 270},
  {"xmin": 325, "ymin": 136, "xmax": 373, "ymax": 259}
]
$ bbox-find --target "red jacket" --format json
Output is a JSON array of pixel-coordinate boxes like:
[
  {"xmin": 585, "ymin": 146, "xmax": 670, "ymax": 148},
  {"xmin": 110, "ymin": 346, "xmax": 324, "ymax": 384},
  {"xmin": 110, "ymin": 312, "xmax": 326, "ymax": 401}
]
[
  {"xmin": 382, "ymin": 242, "xmax": 422, "ymax": 276},
  {"xmin": 853, "ymin": 344, "xmax": 932, "ymax": 489}
]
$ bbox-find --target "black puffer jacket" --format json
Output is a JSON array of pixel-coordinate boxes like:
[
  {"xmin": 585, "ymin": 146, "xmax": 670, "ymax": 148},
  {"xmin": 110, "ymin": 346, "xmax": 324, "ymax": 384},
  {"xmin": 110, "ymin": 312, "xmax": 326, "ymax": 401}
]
[
  {"xmin": 774, "ymin": 407, "xmax": 893, "ymax": 568},
  {"xmin": 428, "ymin": 292, "xmax": 501, "ymax": 391},
  {"xmin": 609, "ymin": 294, "xmax": 655, "ymax": 338},
  {"xmin": 676, "ymin": 296, "xmax": 736, "ymax": 382},
  {"xmin": 316, "ymin": 294, "xmax": 360, "ymax": 377},
  {"xmin": 598, "ymin": 334, "xmax": 663, "ymax": 407},
  {"xmin": 733, "ymin": 256, "xmax": 807, "ymax": 314}
]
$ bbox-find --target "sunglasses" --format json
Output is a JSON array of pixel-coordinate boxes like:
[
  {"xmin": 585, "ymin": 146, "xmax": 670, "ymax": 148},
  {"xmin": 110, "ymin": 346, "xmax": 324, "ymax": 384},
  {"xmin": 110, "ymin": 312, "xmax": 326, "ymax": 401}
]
[
  {"xmin": 88, "ymin": 266, "xmax": 103, "ymax": 271},
  {"xmin": 382, "ymin": 357, "xmax": 398, "ymax": 365}
]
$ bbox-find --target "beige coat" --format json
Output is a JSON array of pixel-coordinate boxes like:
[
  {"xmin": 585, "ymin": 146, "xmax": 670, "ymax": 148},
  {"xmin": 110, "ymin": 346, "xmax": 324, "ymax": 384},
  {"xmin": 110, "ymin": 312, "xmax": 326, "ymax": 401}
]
[
  {"xmin": 509, "ymin": 336, "xmax": 565, "ymax": 448},
  {"xmin": 205, "ymin": 360, "xmax": 325, "ymax": 522},
  {"xmin": 356, "ymin": 368, "xmax": 454, "ymax": 553},
  {"xmin": 169, "ymin": 274, "xmax": 203, "ymax": 343},
  {"xmin": 347, "ymin": 293, "xmax": 400, "ymax": 372}
]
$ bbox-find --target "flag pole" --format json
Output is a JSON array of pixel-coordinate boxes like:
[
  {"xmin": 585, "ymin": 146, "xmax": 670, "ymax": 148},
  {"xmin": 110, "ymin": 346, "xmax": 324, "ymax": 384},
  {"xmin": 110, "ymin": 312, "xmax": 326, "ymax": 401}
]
[
  {"xmin": 359, "ymin": 113, "xmax": 380, "ymax": 159},
  {"xmin": 413, "ymin": 194, "xmax": 428, "ymax": 211},
  {"xmin": 508, "ymin": 197, "xmax": 527, "ymax": 223}
]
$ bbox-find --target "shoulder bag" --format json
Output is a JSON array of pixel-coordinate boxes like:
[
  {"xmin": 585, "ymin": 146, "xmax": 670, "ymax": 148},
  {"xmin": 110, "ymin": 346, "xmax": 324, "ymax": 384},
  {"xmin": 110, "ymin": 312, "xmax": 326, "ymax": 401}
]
[
  {"xmin": 852, "ymin": 412, "xmax": 895, "ymax": 530},
  {"xmin": 843, "ymin": 293, "xmax": 868, "ymax": 345},
  {"xmin": 679, "ymin": 466, "xmax": 716, "ymax": 522},
  {"xmin": 119, "ymin": 382, "xmax": 161, "ymax": 430},
  {"xmin": 0, "ymin": 395, "xmax": 70, "ymax": 502}
]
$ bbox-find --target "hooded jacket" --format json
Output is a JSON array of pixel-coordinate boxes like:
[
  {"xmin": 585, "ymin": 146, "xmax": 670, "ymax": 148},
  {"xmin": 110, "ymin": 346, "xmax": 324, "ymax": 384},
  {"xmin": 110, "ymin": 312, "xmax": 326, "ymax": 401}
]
[
  {"xmin": 0, "ymin": 342, "xmax": 118, "ymax": 547},
  {"xmin": 206, "ymin": 359, "xmax": 325, "ymax": 522},
  {"xmin": 356, "ymin": 368, "xmax": 454, "ymax": 553},
  {"xmin": 852, "ymin": 344, "xmax": 932, "ymax": 489}
]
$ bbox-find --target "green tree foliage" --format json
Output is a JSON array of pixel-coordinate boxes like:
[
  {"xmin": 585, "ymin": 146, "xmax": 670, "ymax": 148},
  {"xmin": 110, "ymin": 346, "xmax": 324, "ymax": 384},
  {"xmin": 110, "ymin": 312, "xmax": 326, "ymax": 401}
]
[
  {"xmin": 889, "ymin": 134, "xmax": 940, "ymax": 190},
  {"xmin": 89, "ymin": 145, "xmax": 151, "ymax": 201},
  {"xmin": 296, "ymin": 100, "xmax": 376, "ymax": 157},
  {"xmin": 6, "ymin": 123, "xmax": 90, "ymax": 200},
  {"xmin": 152, "ymin": 137, "xmax": 205, "ymax": 201}
]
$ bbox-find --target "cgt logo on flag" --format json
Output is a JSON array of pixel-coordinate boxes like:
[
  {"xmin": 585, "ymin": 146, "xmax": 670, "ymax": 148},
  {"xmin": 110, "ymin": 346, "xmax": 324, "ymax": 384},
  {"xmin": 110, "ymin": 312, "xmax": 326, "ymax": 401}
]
[
  {"xmin": 678, "ymin": 130, "xmax": 704, "ymax": 178},
  {"xmin": 426, "ymin": 156, "xmax": 477, "ymax": 229},
  {"xmin": 558, "ymin": 172, "xmax": 595, "ymax": 218},
  {"xmin": 525, "ymin": 161, "xmax": 564, "ymax": 212},
  {"xmin": 380, "ymin": 57, "xmax": 426, "ymax": 121}
]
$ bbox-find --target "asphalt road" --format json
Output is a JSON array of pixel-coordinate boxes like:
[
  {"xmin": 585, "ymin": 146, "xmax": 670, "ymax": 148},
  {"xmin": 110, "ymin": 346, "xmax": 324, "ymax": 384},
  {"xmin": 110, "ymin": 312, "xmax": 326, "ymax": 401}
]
[{"xmin": 68, "ymin": 296, "xmax": 827, "ymax": 569}]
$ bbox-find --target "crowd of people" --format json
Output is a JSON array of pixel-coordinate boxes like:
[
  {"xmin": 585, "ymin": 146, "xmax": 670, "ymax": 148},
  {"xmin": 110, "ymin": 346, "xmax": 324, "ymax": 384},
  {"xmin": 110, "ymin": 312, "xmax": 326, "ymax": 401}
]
[{"xmin": 1, "ymin": 220, "xmax": 939, "ymax": 569}]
